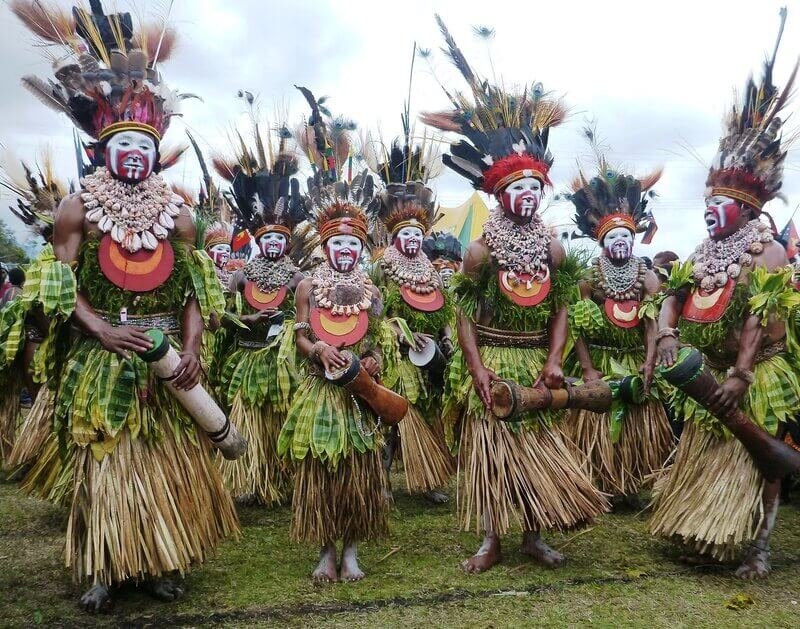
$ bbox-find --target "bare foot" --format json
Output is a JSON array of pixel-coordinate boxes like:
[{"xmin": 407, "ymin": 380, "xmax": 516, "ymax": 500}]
[
  {"xmin": 521, "ymin": 531, "xmax": 565, "ymax": 568},
  {"xmin": 79, "ymin": 583, "xmax": 112, "ymax": 614},
  {"xmin": 678, "ymin": 552, "xmax": 721, "ymax": 566},
  {"xmin": 340, "ymin": 542, "xmax": 365, "ymax": 582},
  {"xmin": 382, "ymin": 487, "xmax": 395, "ymax": 505},
  {"xmin": 235, "ymin": 493, "xmax": 258, "ymax": 507},
  {"xmin": 461, "ymin": 534, "xmax": 501, "ymax": 574},
  {"xmin": 735, "ymin": 547, "xmax": 771, "ymax": 580},
  {"xmin": 312, "ymin": 544, "xmax": 338, "ymax": 583},
  {"xmin": 144, "ymin": 576, "xmax": 185, "ymax": 602},
  {"xmin": 423, "ymin": 489, "xmax": 449, "ymax": 504}
]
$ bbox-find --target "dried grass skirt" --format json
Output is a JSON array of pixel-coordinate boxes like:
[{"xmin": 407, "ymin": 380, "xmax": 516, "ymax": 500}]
[
  {"xmin": 66, "ymin": 426, "xmax": 239, "ymax": 585},
  {"xmin": 8, "ymin": 387, "xmax": 54, "ymax": 468},
  {"xmin": 649, "ymin": 422, "xmax": 763, "ymax": 561},
  {"xmin": 458, "ymin": 411, "xmax": 609, "ymax": 535},
  {"xmin": 564, "ymin": 400, "xmax": 674, "ymax": 496},
  {"xmin": 218, "ymin": 393, "xmax": 290, "ymax": 505},
  {"xmin": 290, "ymin": 449, "xmax": 389, "ymax": 546},
  {"xmin": 397, "ymin": 404, "xmax": 455, "ymax": 492}
]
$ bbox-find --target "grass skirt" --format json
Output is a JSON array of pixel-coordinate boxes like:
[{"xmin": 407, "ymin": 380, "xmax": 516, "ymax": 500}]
[
  {"xmin": 289, "ymin": 449, "xmax": 388, "ymax": 546},
  {"xmin": 649, "ymin": 422, "xmax": 763, "ymax": 561},
  {"xmin": 218, "ymin": 393, "xmax": 290, "ymax": 505},
  {"xmin": 564, "ymin": 400, "xmax": 674, "ymax": 496},
  {"xmin": 396, "ymin": 403, "xmax": 455, "ymax": 492},
  {"xmin": 0, "ymin": 372, "xmax": 22, "ymax": 464},
  {"xmin": 66, "ymin": 425, "xmax": 239, "ymax": 585},
  {"xmin": 8, "ymin": 387, "xmax": 54, "ymax": 468},
  {"xmin": 458, "ymin": 410, "xmax": 609, "ymax": 535}
]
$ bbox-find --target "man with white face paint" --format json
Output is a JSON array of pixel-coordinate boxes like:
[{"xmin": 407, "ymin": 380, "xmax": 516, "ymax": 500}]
[
  {"xmin": 204, "ymin": 222, "xmax": 235, "ymax": 290},
  {"xmin": 653, "ymin": 18, "xmax": 799, "ymax": 580},
  {"xmin": 218, "ymin": 152, "xmax": 307, "ymax": 508},
  {"xmin": 422, "ymin": 22, "xmax": 607, "ymax": 576},
  {"xmin": 366, "ymin": 160, "xmax": 456, "ymax": 507},
  {"xmin": 279, "ymin": 173, "xmax": 393, "ymax": 584},
  {"xmin": 565, "ymin": 161, "xmax": 672, "ymax": 509},
  {"xmin": 15, "ymin": 0, "xmax": 238, "ymax": 612}
]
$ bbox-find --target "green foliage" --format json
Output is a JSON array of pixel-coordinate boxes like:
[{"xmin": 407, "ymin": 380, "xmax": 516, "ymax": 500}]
[{"xmin": 0, "ymin": 219, "xmax": 28, "ymax": 265}]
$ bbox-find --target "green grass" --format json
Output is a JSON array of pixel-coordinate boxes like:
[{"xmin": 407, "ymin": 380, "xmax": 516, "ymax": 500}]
[{"xmin": 1, "ymin": 474, "xmax": 800, "ymax": 628}]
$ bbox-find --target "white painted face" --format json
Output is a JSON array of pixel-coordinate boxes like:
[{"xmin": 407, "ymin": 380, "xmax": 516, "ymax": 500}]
[
  {"xmin": 394, "ymin": 226, "xmax": 424, "ymax": 257},
  {"xmin": 258, "ymin": 231, "xmax": 287, "ymax": 260},
  {"xmin": 602, "ymin": 227, "xmax": 634, "ymax": 261},
  {"xmin": 208, "ymin": 243, "xmax": 231, "ymax": 268},
  {"xmin": 704, "ymin": 195, "xmax": 742, "ymax": 239},
  {"xmin": 326, "ymin": 234, "xmax": 363, "ymax": 272},
  {"xmin": 104, "ymin": 130, "xmax": 157, "ymax": 183},
  {"xmin": 498, "ymin": 176, "xmax": 543, "ymax": 218},
  {"xmin": 438, "ymin": 267, "xmax": 455, "ymax": 286}
]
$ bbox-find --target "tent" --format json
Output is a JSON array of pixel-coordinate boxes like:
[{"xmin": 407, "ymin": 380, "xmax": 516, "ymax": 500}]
[{"xmin": 436, "ymin": 191, "xmax": 489, "ymax": 250}]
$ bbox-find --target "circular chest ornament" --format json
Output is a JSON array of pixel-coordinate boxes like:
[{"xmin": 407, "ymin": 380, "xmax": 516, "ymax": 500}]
[
  {"xmin": 244, "ymin": 281, "xmax": 287, "ymax": 310},
  {"xmin": 682, "ymin": 279, "xmax": 735, "ymax": 323},
  {"xmin": 498, "ymin": 268, "xmax": 551, "ymax": 307},
  {"xmin": 310, "ymin": 307, "xmax": 369, "ymax": 347},
  {"xmin": 604, "ymin": 298, "xmax": 641, "ymax": 328},
  {"xmin": 98, "ymin": 234, "xmax": 174, "ymax": 292},
  {"xmin": 400, "ymin": 285, "xmax": 445, "ymax": 312}
]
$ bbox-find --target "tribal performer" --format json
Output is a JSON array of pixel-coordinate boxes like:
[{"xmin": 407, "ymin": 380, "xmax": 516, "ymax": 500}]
[
  {"xmin": 564, "ymin": 143, "xmax": 673, "ymax": 502},
  {"xmin": 651, "ymin": 14, "xmax": 800, "ymax": 578},
  {"xmin": 215, "ymin": 144, "xmax": 307, "ymax": 506},
  {"xmin": 0, "ymin": 148, "xmax": 68, "ymax": 467},
  {"xmin": 422, "ymin": 17, "xmax": 608, "ymax": 573},
  {"xmin": 423, "ymin": 230, "xmax": 463, "ymax": 289},
  {"xmin": 365, "ymin": 140, "xmax": 455, "ymax": 503},
  {"xmin": 13, "ymin": 1, "xmax": 238, "ymax": 610}
]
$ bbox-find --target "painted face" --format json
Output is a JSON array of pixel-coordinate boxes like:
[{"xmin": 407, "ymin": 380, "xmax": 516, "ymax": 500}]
[
  {"xmin": 325, "ymin": 234, "xmax": 363, "ymax": 272},
  {"xmin": 602, "ymin": 227, "xmax": 634, "ymax": 261},
  {"xmin": 498, "ymin": 176, "xmax": 543, "ymax": 219},
  {"xmin": 258, "ymin": 231, "xmax": 288, "ymax": 260},
  {"xmin": 207, "ymin": 243, "xmax": 231, "ymax": 268},
  {"xmin": 704, "ymin": 195, "xmax": 743, "ymax": 240},
  {"xmin": 104, "ymin": 130, "xmax": 157, "ymax": 183},
  {"xmin": 394, "ymin": 226, "xmax": 424, "ymax": 257}
]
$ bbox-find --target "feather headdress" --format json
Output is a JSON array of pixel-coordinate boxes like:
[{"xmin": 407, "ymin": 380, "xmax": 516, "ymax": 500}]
[
  {"xmin": 570, "ymin": 126, "xmax": 661, "ymax": 242},
  {"xmin": 420, "ymin": 15, "xmax": 566, "ymax": 195},
  {"xmin": 423, "ymin": 231, "xmax": 463, "ymax": 263},
  {"xmin": 706, "ymin": 8, "xmax": 798, "ymax": 213},
  {"xmin": 12, "ymin": 0, "xmax": 188, "ymax": 144},
  {"xmin": 0, "ymin": 148, "xmax": 71, "ymax": 243}
]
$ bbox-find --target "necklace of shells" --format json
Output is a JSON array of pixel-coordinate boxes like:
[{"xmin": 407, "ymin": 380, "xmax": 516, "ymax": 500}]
[
  {"xmin": 81, "ymin": 167, "xmax": 184, "ymax": 253},
  {"xmin": 312, "ymin": 264, "xmax": 374, "ymax": 316},
  {"xmin": 244, "ymin": 255, "xmax": 298, "ymax": 292},
  {"xmin": 483, "ymin": 207, "xmax": 551, "ymax": 284},
  {"xmin": 214, "ymin": 266, "xmax": 233, "ymax": 291},
  {"xmin": 593, "ymin": 256, "xmax": 648, "ymax": 301},
  {"xmin": 692, "ymin": 219, "xmax": 773, "ymax": 292},
  {"xmin": 381, "ymin": 245, "xmax": 440, "ymax": 294}
]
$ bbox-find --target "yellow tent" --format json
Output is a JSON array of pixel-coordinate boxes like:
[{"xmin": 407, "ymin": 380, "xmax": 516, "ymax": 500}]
[{"xmin": 436, "ymin": 191, "xmax": 489, "ymax": 249}]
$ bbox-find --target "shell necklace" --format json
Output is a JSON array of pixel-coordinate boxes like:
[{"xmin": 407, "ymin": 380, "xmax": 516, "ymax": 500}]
[
  {"xmin": 483, "ymin": 207, "xmax": 550, "ymax": 279},
  {"xmin": 81, "ymin": 168, "xmax": 184, "ymax": 253},
  {"xmin": 594, "ymin": 256, "xmax": 647, "ymax": 301},
  {"xmin": 312, "ymin": 264, "xmax": 374, "ymax": 316},
  {"xmin": 692, "ymin": 220, "xmax": 773, "ymax": 291},
  {"xmin": 244, "ymin": 255, "xmax": 298, "ymax": 292},
  {"xmin": 381, "ymin": 246, "xmax": 440, "ymax": 294}
]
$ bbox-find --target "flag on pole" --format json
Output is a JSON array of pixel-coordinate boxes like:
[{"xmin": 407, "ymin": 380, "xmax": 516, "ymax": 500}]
[
  {"xmin": 779, "ymin": 219, "xmax": 799, "ymax": 258},
  {"xmin": 640, "ymin": 216, "xmax": 658, "ymax": 245}
]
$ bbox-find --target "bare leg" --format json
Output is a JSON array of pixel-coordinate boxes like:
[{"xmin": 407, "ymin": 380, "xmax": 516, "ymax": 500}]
[
  {"xmin": 382, "ymin": 426, "xmax": 399, "ymax": 503},
  {"xmin": 521, "ymin": 530, "xmax": 565, "ymax": 568},
  {"xmin": 340, "ymin": 540, "xmax": 365, "ymax": 582},
  {"xmin": 462, "ymin": 516, "xmax": 502, "ymax": 574},
  {"xmin": 423, "ymin": 489, "xmax": 449, "ymax": 504},
  {"xmin": 736, "ymin": 479, "xmax": 780, "ymax": 580},
  {"xmin": 144, "ymin": 575, "xmax": 185, "ymax": 602},
  {"xmin": 312, "ymin": 543, "xmax": 338, "ymax": 583},
  {"xmin": 79, "ymin": 580, "xmax": 112, "ymax": 613}
]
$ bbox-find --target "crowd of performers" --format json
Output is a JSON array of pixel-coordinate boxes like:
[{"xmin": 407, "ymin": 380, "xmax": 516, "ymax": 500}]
[{"xmin": 3, "ymin": 0, "xmax": 800, "ymax": 613}]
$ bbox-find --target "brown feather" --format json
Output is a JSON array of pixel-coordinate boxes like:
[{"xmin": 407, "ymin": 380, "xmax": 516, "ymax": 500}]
[
  {"xmin": 159, "ymin": 144, "xmax": 188, "ymax": 171},
  {"xmin": 638, "ymin": 168, "xmax": 663, "ymax": 192},
  {"xmin": 135, "ymin": 23, "xmax": 178, "ymax": 65},
  {"xmin": 212, "ymin": 156, "xmax": 238, "ymax": 182},
  {"xmin": 10, "ymin": 0, "xmax": 75, "ymax": 45}
]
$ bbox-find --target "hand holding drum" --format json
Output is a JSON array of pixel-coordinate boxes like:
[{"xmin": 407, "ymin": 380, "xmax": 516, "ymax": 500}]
[
  {"xmin": 138, "ymin": 329, "xmax": 248, "ymax": 460},
  {"xmin": 325, "ymin": 350, "xmax": 408, "ymax": 425},
  {"xmin": 491, "ymin": 376, "xmax": 644, "ymax": 421},
  {"xmin": 658, "ymin": 346, "xmax": 800, "ymax": 482}
]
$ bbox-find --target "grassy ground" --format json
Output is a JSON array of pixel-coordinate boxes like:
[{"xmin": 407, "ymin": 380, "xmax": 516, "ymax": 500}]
[{"xmin": 2, "ymin": 474, "xmax": 800, "ymax": 628}]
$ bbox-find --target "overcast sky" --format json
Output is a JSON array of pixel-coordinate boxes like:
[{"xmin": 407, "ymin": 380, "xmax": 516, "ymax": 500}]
[{"xmin": 2, "ymin": 0, "xmax": 800, "ymax": 259}]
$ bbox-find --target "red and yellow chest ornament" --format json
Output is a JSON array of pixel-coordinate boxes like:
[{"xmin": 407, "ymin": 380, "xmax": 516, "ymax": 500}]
[
  {"xmin": 310, "ymin": 308, "xmax": 369, "ymax": 346},
  {"xmin": 682, "ymin": 279, "xmax": 735, "ymax": 323},
  {"xmin": 244, "ymin": 281, "xmax": 287, "ymax": 310},
  {"xmin": 604, "ymin": 298, "xmax": 641, "ymax": 328},
  {"xmin": 98, "ymin": 234, "xmax": 174, "ymax": 292},
  {"xmin": 400, "ymin": 285, "xmax": 445, "ymax": 312},
  {"xmin": 498, "ymin": 268, "xmax": 551, "ymax": 307}
]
